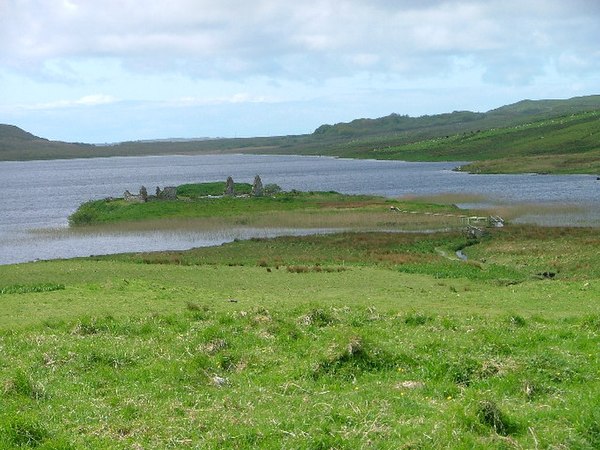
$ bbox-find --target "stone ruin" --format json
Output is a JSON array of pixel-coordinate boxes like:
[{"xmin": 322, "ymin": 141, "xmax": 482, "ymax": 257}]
[
  {"xmin": 123, "ymin": 187, "xmax": 145, "ymax": 203},
  {"xmin": 139, "ymin": 186, "xmax": 148, "ymax": 202},
  {"xmin": 224, "ymin": 176, "xmax": 235, "ymax": 196},
  {"xmin": 252, "ymin": 175, "xmax": 263, "ymax": 197},
  {"xmin": 224, "ymin": 175, "xmax": 266, "ymax": 197},
  {"xmin": 123, "ymin": 176, "xmax": 268, "ymax": 202},
  {"xmin": 155, "ymin": 186, "xmax": 177, "ymax": 200},
  {"xmin": 124, "ymin": 185, "xmax": 177, "ymax": 202}
]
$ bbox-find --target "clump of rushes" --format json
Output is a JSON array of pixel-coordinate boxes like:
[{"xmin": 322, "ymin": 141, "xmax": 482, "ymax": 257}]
[{"xmin": 476, "ymin": 400, "xmax": 516, "ymax": 435}]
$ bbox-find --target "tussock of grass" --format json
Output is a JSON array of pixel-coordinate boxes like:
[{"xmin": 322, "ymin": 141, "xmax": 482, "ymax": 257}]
[
  {"xmin": 476, "ymin": 400, "xmax": 517, "ymax": 436},
  {"xmin": 0, "ymin": 416, "xmax": 51, "ymax": 448},
  {"xmin": 311, "ymin": 335, "xmax": 397, "ymax": 380},
  {"xmin": 2, "ymin": 369, "xmax": 45, "ymax": 400},
  {"xmin": 0, "ymin": 283, "xmax": 65, "ymax": 295}
]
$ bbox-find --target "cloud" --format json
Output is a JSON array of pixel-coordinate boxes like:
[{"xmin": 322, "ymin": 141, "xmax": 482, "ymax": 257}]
[
  {"xmin": 0, "ymin": 0, "xmax": 598, "ymax": 85},
  {"xmin": 173, "ymin": 93, "xmax": 274, "ymax": 106},
  {"xmin": 1, "ymin": 0, "xmax": 599, "ymax": 143},
  {"xmin": 21, "ymin": 94, "xmax": 118, "ymax": 110}
]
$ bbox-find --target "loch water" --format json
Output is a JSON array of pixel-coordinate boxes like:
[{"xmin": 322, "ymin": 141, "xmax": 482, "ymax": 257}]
[{"xmin": 1, "ymin": 154, "xmax": 598, "ymax": 265}]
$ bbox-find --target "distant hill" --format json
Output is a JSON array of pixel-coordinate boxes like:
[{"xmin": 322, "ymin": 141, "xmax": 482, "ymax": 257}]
[
  {"xmin": 2, "ymin": 95, "xmax": 599, "ymax": 173},
  {"xmin": 313, "ymin": 95, "xmax": 600, "ymax": 139},
  {"xmin": 0, "ymin": 124, "xmax": 95, "ymax": 160},
  {"xmin": 0, "ymin": 124, "xmax": 41, "ymax": 141}
]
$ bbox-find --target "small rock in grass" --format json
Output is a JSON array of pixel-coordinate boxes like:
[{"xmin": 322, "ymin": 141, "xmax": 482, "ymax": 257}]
[
  {"xmin": 211, "ymin": 375, "xmax": 228, "ymax": 387},
  {"xmin": 396, "ymin": 381, "xmax": 425, "ymax": 389}
]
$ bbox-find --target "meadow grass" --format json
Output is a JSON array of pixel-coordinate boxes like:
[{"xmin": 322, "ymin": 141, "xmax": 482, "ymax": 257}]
[{"xmin": 0, "ymin": 226, "xmax": 599, "ymax": 448}]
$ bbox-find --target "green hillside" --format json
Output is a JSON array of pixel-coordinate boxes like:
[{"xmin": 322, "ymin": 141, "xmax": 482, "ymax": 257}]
[
  {"xmin": 310, "ymin": 95, "xmax": 600, "ymax": 140},
  {"xmin": 0, "ymin": 124, "xmax": 95, "ymax": 160},
  {"xmin": 365, "ymin": 110, "xmax": 600, "ymax": 173},
  {"xmin": 2, "ymin": 95, "xmax": 599, "ymax": 173}
]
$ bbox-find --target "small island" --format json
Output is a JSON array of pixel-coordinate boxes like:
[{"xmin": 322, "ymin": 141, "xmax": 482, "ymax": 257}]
[{"xmin": 68, "ymin": 175, "xmax": 470, "ymax": 232}]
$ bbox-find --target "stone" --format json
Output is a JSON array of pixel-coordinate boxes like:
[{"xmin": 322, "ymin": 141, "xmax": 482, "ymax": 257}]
[
  {"xmin": 139, "ymin": 186, "xmax": 148, "ymax": 202},
  {"xmin": 488, "ymin": 215, "xmax": 505, "ymax": 227},
  {"xmin": 123, "ymin": 190, "xmax": 143, "ymax": 203},
  {"xmin": 159, "ymin": 186, "xmax": 177, "ymax": 200},
  {"xmin": 395, "ymin": 380, "xmax": 425, "ymax": 389},
  {"xmin": 224, "ymin": 176, "xmax": 235, "ymax": 196},
  {"xmin": 251, "ymin": 175, "xmax": 264, "ymax": 197},
  {"xmin": 465, "ymin": 225, "xmax": 486, "ymax": 239}
]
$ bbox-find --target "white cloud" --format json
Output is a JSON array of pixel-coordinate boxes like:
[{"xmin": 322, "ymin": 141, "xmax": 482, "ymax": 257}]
[
  {"xmin": 174, "ymin": 93, "xmax": 273, "ymax": 106},
  {"xmin": 0, "ymin": 0, "xmax": 598, "ymax": 83},
  {"xmin": 1, "ymin": 0, "xmax": 599, "ymax": 142},
  {"xmin": 21, "ymin": 94, "xmax": 118, "ymax": 110}
]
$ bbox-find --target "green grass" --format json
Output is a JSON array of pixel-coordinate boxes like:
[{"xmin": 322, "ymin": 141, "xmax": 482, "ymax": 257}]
[
  {"xmin": 68, "ymin": 186, "xmax": 460, "ymax": 227},
  {"xmin": 0, "ymin": 225, "xmax": 599, "ymax": 448}
]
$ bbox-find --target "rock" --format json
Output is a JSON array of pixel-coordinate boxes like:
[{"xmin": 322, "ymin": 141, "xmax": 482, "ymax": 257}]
[
  {"xmin": 159, "ymin": 186, "xmax": 177, "ymax": 200},
  {"xmin": 537, "ymin": 271, "xmax": 556, "ymax": 279},
  {"xmin": 488, "ymin": 215, "xmax": 505, "ymax": 227},
  {"xmin": 252, "ymin": 175, "xmax": 264, "ymax": 197},
  {"xmin": 123, "ymin": 190, "xmax": 143, "ymax": 203},
  {"xmin": 139, "ymin": 186, "xmax": 148, "ymax": 202},
  {"xmin": 211, "ymin": 375, "xmax": 228, "ymax": 387},
  {"xmin": 465, "ymin": 225, "xmax": 486, "ymax": 239},
  {"xmin": 396, "ymin": 380, "xmax": 425, "ymax": 389},
  {"xmin": 224, "ymin": 176, "xmax": 235, "ymax": 196}
]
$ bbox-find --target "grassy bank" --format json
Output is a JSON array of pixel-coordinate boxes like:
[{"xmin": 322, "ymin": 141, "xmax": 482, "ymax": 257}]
[
  {"xmin": 0, "ymin": 226, "xmax": 598, "ymax": 448},
  {"xmin": 68, "ymin": 185, "xmax": 465, "ymax": 230}
]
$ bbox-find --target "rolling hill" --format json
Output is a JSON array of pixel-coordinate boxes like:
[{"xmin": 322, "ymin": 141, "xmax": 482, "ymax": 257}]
[
  {"xmin": 2, "ymin": 95, "xmax": 599, "ymax": 173},
  {"xmin": 0, "ymin": 124, "xmax": 95, "ymax": 160}
]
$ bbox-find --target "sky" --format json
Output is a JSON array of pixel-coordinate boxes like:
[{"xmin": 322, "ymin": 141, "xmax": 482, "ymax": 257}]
[{"xmin": 0, "ymin": 0, "xmax": 599, "ymax": 143}]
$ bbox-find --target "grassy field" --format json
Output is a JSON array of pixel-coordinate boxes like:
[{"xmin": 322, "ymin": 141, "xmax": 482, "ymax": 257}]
[{"xmin": 1, "ymin": 224, "xmax": 599, "ymax": 448}]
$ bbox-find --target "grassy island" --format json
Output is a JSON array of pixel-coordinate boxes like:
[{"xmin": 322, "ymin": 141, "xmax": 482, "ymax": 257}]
[
  {"xmin": 68, "ymin": 181, "xmax": 466, "ymax": 232},
  {"xmin": 1, "ymin": 187, "xmax": 598, "ymax": 448}
]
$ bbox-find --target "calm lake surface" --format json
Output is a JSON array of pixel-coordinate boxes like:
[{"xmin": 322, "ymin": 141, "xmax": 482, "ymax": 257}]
[{"xmin": 1, "ymin": 154, "xmax": 598, "ymax": 265}]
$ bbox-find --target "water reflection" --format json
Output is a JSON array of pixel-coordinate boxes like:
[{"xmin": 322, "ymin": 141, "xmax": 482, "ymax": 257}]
[{"xmin": 3, "ymin": 227, "xmax": 347, "ymax": 265}]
